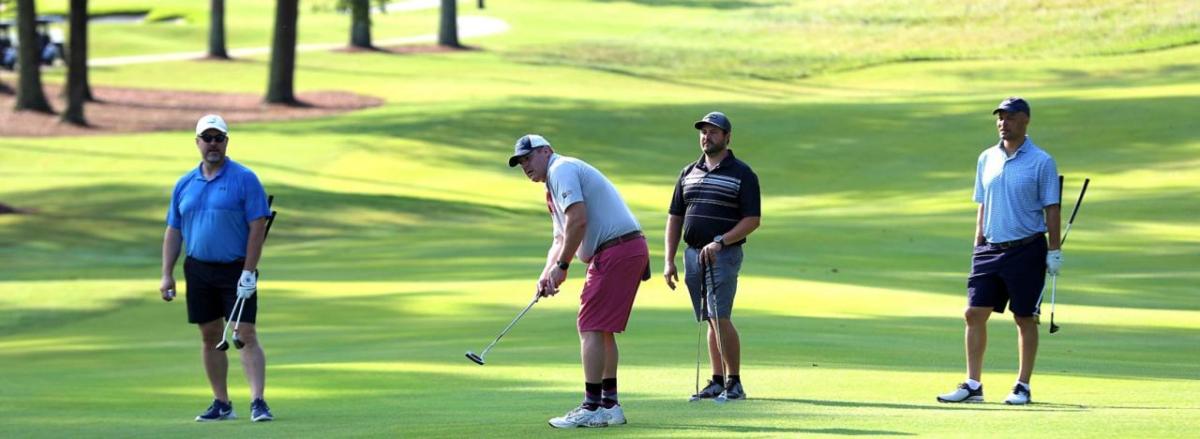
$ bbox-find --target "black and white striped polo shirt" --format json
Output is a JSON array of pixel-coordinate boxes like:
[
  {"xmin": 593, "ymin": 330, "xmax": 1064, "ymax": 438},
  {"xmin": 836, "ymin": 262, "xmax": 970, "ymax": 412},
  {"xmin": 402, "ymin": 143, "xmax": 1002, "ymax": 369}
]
[{"xmin": 668, "ymin": 150, "xmax": 761, "ymax": 249}]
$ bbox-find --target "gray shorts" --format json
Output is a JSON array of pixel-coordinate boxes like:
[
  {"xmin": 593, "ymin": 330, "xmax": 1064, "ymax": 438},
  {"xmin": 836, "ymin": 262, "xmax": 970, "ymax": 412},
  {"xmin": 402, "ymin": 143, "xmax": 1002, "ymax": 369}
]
[{"xmin": 684, "ymin": 245, "xmax": 743, "ymax": 321}]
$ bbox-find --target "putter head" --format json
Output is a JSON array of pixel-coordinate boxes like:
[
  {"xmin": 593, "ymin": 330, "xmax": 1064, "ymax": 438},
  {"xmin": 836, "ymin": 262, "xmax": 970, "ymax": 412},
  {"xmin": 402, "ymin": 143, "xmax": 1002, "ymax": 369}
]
[
  {"xmin": 1050, "ymin": 323, "xmax": 1060, "ymax": 334},
  {"xmin": 233, "ymin": 337, "xmax": 245, "ymax": 350},
  {"xmin": 465, "ymin": 351, "xmax": 485, "ymax": 365},
  {"xmin": 215, "ymin": 340, "xmax": 230, "ymax": 351}
]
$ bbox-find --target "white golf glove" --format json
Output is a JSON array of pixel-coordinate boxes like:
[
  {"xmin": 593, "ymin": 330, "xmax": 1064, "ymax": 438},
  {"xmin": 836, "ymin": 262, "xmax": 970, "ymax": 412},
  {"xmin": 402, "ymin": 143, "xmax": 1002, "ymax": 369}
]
[
  {"xmin": 1046, "ymin": 250, "xmax": 1063, "ymax": 276},
  {"xmin": 237, "ymin": 270, "xmax": 257, "ymax": 299}
]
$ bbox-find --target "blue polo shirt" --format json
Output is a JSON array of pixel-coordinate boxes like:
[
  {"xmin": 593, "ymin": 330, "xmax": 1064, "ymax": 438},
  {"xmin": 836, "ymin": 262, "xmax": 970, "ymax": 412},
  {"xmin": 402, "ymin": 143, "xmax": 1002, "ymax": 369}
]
[
  {"xmin": 167, "ymin": 159, "xmax": 270, "ymax": 263},
  {"xmin": 974, "ymin": 137, "xmax": 1060, "ymax": 243}
]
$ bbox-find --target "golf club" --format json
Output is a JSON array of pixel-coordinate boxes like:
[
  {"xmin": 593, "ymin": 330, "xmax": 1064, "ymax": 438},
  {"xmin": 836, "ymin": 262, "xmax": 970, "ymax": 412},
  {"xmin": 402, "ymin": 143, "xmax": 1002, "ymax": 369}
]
[
  {"xmin": 466, "ymin": 290, "xmax": 541, "ymax": 365},
  {"xmin": 215, "ymin": 295, "xmax": 246, "ymax": 352},
  {"xmin": 230, "ymin": 196, "xmax": 279, "ymax": 350},
  {"xmin": 1049, "ymin": 177, "xmax": 1089, "ymax": 333},
  {"xmin": 688, "ymin": 278, "xmax": 709, "ymax": 402},
  {"xmin": 706, "ymin": 261, "xmax": 729, "ymax": 404}
]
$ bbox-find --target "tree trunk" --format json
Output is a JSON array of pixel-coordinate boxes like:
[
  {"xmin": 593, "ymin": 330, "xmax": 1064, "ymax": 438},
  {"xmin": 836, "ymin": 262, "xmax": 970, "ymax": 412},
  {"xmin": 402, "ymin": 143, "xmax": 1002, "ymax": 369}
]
[
  {"xmin": 350, "ymin": 0, "xmax": 372, "ymax": 49},
  {"xmin": 61, "ymin": 0, "xmax": 88, "ymax": 125},
  {"xmin": 14, "ymin": 0, "xmax": 52, "ymax": 113},
  {"xmin": 438, "ymin": 0, "xmax": 460, "ymax": 48},
  {"xmin": 265, "ymin": 0, "xmax": 298, "ymax": 105},
  {"xmin": 208, "ymin": 0, "xmax": 230, "ymax": 59},
  {"xmin": 478, "ymin": 0, "xmax": 485, "ymax": 9}
]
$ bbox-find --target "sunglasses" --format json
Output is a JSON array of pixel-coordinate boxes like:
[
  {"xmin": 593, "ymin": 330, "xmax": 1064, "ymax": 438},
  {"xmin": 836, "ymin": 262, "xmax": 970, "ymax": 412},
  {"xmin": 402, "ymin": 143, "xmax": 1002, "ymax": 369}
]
[{"xmin": 198, "ymin": 134, "xmax": 227, "ymax": 143}]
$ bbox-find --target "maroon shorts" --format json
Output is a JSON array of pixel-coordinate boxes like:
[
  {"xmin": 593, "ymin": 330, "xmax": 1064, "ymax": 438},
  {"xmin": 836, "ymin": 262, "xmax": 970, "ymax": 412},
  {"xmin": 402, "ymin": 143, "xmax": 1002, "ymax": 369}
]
[{"xmin": 577, "ymin": 237, "xmax": 649, "ymax": 333}]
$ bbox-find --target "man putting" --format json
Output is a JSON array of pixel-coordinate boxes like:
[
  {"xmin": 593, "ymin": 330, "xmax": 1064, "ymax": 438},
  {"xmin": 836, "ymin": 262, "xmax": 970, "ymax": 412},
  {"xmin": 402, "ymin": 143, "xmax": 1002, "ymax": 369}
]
[
  {"xmin": 664, "ymin": 111, "xmax": 761, "ymax": 402},
  {"xmin": 509, "ymin": 134, "xmax": 649, "ymax": 428},
  {"xmin": 160, "ymin": 115, "xmax": 275, "ymax": 422},
  {"xmin": 938, "ymin": 97, "xmax": 1061, "ymax": 405}
]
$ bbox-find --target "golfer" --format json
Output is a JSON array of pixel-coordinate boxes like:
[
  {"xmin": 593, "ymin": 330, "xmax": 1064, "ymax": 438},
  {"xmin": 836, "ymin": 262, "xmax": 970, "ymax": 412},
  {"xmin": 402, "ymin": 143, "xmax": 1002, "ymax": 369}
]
[
  {"xmin": 664, "ymin": 111, "xmax": 761, "ymax": 401},
  {"xmin": 159, "ymin": 115, "xmax": 275, "ymax": 422},
  {"xmin": 938, "ymin": 97, "xmax": 1061, "ymax": 405},
  {"xmin": 509, "ymin": 134, "xmax": 649, "ymax": 428}
]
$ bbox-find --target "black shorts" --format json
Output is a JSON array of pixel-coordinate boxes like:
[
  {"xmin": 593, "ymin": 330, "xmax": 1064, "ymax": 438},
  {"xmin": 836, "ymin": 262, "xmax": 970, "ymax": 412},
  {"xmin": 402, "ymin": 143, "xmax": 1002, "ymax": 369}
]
[
  {"xmin": 184, "ymin": 257, "xmax": 257, "ymax": 324},
  {"xmin": 967, "ymin": 234, "xmax": 1047, "ymax": 317}
]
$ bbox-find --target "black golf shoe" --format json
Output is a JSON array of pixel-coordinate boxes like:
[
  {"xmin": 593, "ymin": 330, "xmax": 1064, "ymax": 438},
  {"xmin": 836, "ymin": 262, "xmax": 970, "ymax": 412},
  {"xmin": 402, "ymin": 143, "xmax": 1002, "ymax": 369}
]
[
  {"xmin": 195, "ymin": 399, "xmax": 235, "ymax": 422},
  {"xmin": 251, "ymin": 398, "xmax": 274, "ymax": 422},
  {"xmin": 937, "ymin": 382, "xmax": 984, "ymax": 403},
  {"xmin": 691, "ymin": 380, "xmax": 725, "ymax": 400}
]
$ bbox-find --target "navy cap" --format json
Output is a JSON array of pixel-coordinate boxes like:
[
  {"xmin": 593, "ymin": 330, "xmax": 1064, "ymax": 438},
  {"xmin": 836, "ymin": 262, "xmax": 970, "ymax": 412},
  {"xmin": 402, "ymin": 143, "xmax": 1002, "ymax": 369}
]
[
  {"xmin": 694, "ymin": 111, "xmax": 731, "ymax": 133},
  {"xmin": 508, "ymin": 134, "xmax": 551, "ymax": 167},
  {"xmin": 992, "ymin": 97, "xmax": 1031, "ymax": 116}
]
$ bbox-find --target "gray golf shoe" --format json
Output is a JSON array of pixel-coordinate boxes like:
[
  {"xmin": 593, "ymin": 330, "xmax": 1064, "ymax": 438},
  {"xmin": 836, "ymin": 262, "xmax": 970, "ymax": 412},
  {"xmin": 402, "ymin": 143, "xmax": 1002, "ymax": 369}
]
[
  {"xmin": 721, "ymin": 381, "xmax": 746, "ymax": 401},
  {"xmin": 690, "ymin": 380, "xmax": 725, "ymax": 401},
  {"xmin": 937, "ymin": 382, "xmax": 984, "ymax": 403}
]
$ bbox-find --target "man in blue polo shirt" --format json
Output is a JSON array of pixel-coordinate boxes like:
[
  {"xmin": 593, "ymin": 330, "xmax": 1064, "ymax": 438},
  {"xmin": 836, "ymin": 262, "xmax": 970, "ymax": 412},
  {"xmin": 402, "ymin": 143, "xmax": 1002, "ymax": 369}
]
[
  {"xmin": 159, "ymin": 114, "xmax": 275, "ymax": 422},
  {"xmin": 938, "ymin": 97, "xmax": 1062, "ymax": 406},
  {"xmin": 664, "ymin": 111, "xmax": 761, "ymax": 402}
]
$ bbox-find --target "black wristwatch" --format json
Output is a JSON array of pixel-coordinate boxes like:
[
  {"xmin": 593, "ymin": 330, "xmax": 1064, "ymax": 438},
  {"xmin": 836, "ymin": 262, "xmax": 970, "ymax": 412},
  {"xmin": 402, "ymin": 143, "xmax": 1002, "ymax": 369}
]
[
  {"xmin": 713, "ymin": 235, "xmax": 725, "ymax": 246},
  {"xmin": 556, "ymin": 260, "xmax": 570, "ymax": 270}
]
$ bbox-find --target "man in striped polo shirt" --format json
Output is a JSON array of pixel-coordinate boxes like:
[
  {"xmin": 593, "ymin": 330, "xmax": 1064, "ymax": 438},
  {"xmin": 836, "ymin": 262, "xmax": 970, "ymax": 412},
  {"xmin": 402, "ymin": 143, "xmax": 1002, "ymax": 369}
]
[
  {"xmin": 664, "ymin": 111, "xmax": 761, "ymax": 402},
  {"xmin": 938, "ymin": 97, "xmax": 1062, "ymax": 406}
]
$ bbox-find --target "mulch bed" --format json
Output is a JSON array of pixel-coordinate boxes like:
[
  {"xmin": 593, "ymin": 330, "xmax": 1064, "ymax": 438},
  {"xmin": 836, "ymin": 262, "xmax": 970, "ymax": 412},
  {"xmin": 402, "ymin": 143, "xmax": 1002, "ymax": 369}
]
[{"xmin": 0, "ymin": 83, "xmax": 384, "ymax": 137}]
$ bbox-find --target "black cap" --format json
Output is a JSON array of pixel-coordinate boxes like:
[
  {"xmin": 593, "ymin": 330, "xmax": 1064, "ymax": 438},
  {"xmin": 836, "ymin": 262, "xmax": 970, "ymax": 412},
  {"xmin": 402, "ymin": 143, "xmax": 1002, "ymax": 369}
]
[
  {"xmin": 993, "ymin": 97, "xmax": 1031, "ymax": 116},
  {"xmin": 694, "ymin": 111, "xmax": 731, "ymax": 133}
]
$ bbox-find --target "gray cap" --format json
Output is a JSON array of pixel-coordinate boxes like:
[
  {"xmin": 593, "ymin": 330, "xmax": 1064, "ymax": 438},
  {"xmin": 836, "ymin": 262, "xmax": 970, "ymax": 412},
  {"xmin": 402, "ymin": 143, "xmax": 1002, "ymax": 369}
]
[
  {"xmin": 694, "ymin": 111, "xmax": 731, "ymax": 132},
  {"xmin": 508, "ymin": 134, "xmax": 551, "ymax": 167}
]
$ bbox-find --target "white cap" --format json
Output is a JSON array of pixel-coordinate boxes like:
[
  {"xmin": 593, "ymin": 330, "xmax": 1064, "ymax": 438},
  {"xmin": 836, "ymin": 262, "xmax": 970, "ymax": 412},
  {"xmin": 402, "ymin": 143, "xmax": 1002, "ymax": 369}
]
[{"xmin": 195, "ymin": 114, "xmax": 229, "ymax": 135}]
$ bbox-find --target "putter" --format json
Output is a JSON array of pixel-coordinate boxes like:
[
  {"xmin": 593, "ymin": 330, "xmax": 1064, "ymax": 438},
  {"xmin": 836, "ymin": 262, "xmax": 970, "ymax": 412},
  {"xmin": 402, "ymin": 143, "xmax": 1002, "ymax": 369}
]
[
  {"xmin": 466, "ymin": 291, "xmax": 541, "ymax": 365},
  {"xmin": 688, "ymin": 280, "xmax": 709, "ymax": 402},
  {"xmin": 1049, "ymin": 178, "xmax": 1089, "ymax": 333},
  {"xmin": 706, "ymin": 261, "xmax": 729, "ymax": 404}
]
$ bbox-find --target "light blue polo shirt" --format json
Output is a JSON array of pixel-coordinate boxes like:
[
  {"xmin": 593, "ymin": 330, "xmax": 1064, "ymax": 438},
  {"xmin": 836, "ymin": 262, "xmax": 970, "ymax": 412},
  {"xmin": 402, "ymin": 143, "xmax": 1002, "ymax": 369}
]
[
  {"xmin": 974, "ymin": 137, "xmax": 1060, "ymax": 243},
  {"xmin": 545, "ymin": 154, "xmax": 642, "ymax": 263},
  {"xmin": 167, "ymin": 159, "xmax": 271, "ymax": 263}
]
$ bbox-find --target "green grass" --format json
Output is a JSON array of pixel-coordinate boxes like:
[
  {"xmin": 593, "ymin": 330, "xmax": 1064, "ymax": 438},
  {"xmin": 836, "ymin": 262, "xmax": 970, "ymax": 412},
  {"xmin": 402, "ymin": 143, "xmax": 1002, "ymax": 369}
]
[{"xmin": 1, "ymin": 0, "xmax": 1199, "ymax": 437}]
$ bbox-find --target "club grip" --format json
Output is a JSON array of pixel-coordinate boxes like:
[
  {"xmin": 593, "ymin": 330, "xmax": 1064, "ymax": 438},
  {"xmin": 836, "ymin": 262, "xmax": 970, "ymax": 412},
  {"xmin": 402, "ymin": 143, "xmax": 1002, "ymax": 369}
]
[{"xmin": 1067, "ymin": 178, "xmax": 1089, "ymax": 224}]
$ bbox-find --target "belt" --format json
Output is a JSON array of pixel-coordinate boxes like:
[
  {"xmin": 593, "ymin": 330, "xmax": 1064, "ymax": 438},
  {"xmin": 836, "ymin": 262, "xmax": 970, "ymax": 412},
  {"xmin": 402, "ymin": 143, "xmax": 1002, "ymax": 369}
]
[
  {"xmin": 595, "ymin": 231, "xmax": 644, "ymax": 254},
  {"xmin": 989, "ymin": 234, "xmax": 1041, "ymax": 249}
]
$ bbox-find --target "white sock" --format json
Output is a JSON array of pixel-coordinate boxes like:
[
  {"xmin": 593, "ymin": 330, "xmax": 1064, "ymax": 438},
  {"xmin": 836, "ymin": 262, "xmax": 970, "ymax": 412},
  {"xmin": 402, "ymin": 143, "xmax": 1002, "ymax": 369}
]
[
  {"xmin": 1016, "ymin": 381, "xmax": 1030, "ymax": 390},
  {"xmin": 965, "ymin": 379, "xmax": 982, "ymax": 390}
]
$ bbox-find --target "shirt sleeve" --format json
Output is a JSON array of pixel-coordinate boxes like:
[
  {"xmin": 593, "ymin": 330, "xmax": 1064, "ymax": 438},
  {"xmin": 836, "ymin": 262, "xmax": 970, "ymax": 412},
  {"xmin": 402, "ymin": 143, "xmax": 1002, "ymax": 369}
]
[
  {"xmin": 242, "ymin": 172, "xmax": 271, "ymax": 223},
  {"xmin": 1039, "ymin": 155, "xmax": 1061, "ymax": 207},
  {"xmin": 973, "ymin": 153, "xmax": 986, "ymax": 204},
  {"xmin": 668, "ymin": 166, "xmax": 688, "ymax": 216},
  {"xmin": 166, "ymin": 178, "xmax": 184, "ymax": 229},
  {"xmin": 549, "ymin": 162, "xmax": 585, "ymax": 211},
  {"xmin": 739, "ymin": 168, "xmax": 762, "ymax": 217}
]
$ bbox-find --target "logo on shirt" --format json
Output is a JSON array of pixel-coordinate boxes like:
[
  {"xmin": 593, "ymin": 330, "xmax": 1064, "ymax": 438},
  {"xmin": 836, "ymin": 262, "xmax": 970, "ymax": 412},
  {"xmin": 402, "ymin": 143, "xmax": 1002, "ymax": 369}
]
[{"xmin": 561, "ymin": 190, "xmax": 573, "ymax": 199}]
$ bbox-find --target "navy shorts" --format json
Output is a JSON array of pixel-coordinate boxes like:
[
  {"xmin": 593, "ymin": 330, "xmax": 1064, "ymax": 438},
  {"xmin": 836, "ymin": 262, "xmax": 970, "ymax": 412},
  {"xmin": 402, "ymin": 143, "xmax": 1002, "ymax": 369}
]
[
  {"xmin": 967, "ymin": 234, "xmax": 1047, "ymax": 317},
  {"xmin": 684, "ymin": 245, "xmax": 743, "ymax": 321},
  {"xmin": 184, "ymin": 257, "xmax": 257, "ymax": 325}
]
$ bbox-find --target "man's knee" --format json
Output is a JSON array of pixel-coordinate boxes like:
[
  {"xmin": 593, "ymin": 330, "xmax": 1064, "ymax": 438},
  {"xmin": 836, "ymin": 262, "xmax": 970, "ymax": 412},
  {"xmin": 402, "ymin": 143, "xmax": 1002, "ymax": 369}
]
[
  {"xmin": 1013, "ymin": 315, "xmax": 1038, "ymax": 328},
  {"xmin": 964, "ymin": 307, "xmax": 991, "ymax": 325}
]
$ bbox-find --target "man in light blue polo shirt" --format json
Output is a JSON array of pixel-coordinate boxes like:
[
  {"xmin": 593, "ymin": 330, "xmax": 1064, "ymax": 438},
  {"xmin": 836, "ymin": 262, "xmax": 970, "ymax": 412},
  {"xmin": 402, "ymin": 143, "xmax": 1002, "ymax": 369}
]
[
  {"xmin": 938, "ymin": 97, "xmax": 1062, "ymax": 406},
  {"xmin": 159, "ymin": 115, "xmax": 275, "ymax": 422}
]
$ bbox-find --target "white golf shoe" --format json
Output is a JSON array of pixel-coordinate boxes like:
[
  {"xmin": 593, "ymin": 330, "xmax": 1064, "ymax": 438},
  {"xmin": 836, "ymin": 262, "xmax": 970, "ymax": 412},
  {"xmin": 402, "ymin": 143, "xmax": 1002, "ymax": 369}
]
[
  {"xmin": 548, "ymin": 405, "xmax": 608, "ymax": 428},
  {"xmin": 601, "ymin": 404, "xmax": 626, "ymax": 425},
  {"xmin": 937, "ymin": 382, "xmax": 984, "ymax": 403},
  {"xmin": 1003, "ymin": 384, "xmax": 1032, "ymax": 405}
]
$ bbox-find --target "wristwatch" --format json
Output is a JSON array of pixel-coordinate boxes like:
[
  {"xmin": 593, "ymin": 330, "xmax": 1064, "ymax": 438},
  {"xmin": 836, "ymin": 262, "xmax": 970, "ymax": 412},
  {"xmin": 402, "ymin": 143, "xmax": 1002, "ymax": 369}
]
[
  {"xmin": 713, "ymin": 235, "xmax": 725, "ymax": 246},
  {"xmin": 556, "ymin": 260, "xmax": 570, "ymax": 270}
]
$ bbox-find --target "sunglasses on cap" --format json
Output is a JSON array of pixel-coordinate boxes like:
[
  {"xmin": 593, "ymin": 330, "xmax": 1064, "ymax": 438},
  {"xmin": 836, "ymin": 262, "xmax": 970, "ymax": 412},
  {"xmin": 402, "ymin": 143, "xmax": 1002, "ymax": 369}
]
[{"xmin": 198, "ymin": 134, "xmax": 228, "ymax": 143}]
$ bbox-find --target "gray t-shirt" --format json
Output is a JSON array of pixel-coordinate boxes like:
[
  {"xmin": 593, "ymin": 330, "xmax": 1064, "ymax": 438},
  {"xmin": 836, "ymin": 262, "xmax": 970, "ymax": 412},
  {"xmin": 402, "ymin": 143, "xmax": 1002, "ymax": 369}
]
[{"xmin": 545, "ymin": 154, "xmax": 641, "ymax": 263}]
